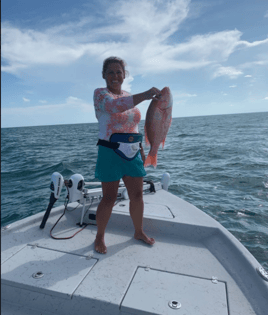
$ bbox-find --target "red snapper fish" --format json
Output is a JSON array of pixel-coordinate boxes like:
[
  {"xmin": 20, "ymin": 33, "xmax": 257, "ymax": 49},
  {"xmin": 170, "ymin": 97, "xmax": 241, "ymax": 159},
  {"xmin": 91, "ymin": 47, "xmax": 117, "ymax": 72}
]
[{"xmin": 144, "ymin": 87, "xmax": 173, "ymax": 168}]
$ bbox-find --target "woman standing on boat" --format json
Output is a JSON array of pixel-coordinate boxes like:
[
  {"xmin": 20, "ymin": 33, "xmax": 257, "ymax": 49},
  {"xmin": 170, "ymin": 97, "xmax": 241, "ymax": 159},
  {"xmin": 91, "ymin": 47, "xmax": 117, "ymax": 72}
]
[{"xmin": 94, "ymin": 56, "xmax": 161, "ymax": 254}]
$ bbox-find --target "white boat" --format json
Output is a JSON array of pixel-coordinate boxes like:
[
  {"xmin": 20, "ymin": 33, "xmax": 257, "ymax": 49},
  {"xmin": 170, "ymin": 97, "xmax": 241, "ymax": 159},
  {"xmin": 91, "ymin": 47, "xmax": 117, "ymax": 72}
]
[{"xmin": 1, "ymin": 172, "xmax": 268, "ymax": 315}]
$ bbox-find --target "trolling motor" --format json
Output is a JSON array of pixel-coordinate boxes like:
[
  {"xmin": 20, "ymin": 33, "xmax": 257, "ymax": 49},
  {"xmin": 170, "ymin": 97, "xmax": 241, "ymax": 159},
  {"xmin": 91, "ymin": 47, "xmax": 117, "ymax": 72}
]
[
  {"xmin": 40, "ymin": 173, "xmax": 85, "ymax": 229},
  {"xmin": 67, "ymin": 174, "xmax": 84, "ymax": 203},
  {"xmin": 40, "ymin": 172, "xmax": 64, "ymax": 229}
]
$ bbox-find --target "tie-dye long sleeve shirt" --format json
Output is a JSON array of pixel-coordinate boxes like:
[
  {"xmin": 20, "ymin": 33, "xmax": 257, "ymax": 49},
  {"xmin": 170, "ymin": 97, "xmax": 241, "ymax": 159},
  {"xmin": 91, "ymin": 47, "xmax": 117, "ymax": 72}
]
[{"xmin": 94, "ymin": 88, "xmax": 141, "ymax": 140}]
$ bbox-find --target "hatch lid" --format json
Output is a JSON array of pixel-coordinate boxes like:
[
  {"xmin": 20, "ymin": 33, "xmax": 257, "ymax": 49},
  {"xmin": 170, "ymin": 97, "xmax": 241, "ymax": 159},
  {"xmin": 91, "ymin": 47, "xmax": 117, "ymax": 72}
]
[
  {"xmin": 121, "ymin": 267, "xmax": 228, "ymax": 315},
  {"xmin": 1, "ymin": 245, "xmax": 97, "ymax": 299}
]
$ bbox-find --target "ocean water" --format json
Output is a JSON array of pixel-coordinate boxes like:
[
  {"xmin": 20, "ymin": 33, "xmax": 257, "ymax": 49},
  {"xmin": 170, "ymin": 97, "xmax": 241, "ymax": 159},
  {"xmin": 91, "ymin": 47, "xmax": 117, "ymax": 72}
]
[{"xmin": 1, "ymin": 112, "xmax": 268, "ymax": 268}]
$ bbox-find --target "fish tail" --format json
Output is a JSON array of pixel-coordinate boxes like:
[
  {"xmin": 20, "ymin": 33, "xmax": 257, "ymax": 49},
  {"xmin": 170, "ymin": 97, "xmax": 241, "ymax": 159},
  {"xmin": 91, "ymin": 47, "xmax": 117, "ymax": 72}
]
[
  {"xmin": 144, "ymin": 125, "xmax": 150, "ymax": 147},
  {"xmin": 144, "ymin": 153, "xmax": 157, "ymax": 168}
]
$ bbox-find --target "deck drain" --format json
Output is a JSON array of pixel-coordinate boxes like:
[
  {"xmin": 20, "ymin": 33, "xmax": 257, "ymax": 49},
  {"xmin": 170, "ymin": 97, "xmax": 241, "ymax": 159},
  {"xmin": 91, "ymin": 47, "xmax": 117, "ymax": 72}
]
[
  {"xmin": 168, "ymin": 300, "xmax": 181, "ymax": 309},
  {"xmin": 32, "ymin": 271, "xmax": 44, "ymax": 279}
]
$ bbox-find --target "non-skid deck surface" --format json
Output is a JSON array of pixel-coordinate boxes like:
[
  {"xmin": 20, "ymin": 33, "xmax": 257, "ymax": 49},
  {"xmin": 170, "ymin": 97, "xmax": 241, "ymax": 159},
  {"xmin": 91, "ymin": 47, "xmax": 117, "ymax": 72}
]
[{"xmin": 2, "ymin": 189, "xmax": 267, "ymax": 315}]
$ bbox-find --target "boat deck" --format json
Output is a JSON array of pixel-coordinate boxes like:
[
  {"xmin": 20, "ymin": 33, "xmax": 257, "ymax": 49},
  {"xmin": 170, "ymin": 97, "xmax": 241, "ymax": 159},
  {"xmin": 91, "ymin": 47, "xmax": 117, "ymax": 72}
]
[{"xmin": 1, "ymin": 189, "xmax": 268, "ymax": 315}]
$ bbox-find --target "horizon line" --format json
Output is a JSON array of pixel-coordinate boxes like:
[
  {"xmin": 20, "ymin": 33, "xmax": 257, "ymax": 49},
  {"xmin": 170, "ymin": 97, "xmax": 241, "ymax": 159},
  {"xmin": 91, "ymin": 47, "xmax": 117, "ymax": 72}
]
[{"xmin": 1, "ymin": 110, "xmax": 267, "ymax": 129}]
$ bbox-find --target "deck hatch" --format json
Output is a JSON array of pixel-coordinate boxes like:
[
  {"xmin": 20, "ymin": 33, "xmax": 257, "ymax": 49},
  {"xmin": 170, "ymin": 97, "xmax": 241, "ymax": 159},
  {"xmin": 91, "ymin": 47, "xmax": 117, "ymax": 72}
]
[
  {"xmin": 1, "ymin": 245, "xmax": 97, "ymax": 299},
  {"xmin": 121, "ymin": 267, "xmax": 228, "ymax": 315}
]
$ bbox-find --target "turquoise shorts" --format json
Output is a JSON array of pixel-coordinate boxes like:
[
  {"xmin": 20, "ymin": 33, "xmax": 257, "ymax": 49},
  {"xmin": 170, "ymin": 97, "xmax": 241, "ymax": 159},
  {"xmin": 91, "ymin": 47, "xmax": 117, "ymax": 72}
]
[{"xmin": 95, "ymin": 145, "xmax": 147, "ymax": 182}]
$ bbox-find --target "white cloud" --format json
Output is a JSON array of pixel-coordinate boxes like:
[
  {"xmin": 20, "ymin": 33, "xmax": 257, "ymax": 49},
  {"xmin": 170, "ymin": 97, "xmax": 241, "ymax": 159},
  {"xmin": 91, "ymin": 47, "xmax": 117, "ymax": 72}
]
[
  {"xmin": 1, "ymin": 24, "xmax": 89, "ymax": 69},
  {"xmin": 2, "ymin": 0, "xmax": 268, "ymax": 79},
  {"xmin": 176, "ymin": 93, "xmax": 197, "ymax": 97},
  {"xmin": 39, "ymin": 100, "xmax": 47, "ymax": 104},
  {"xmin": 67, "ymin": 96, "xmax": 81, "ymax": 102},
  {"xmin": 229, "ymin": 85, "xmax": 237, "ymax": 88},
  {"xmin": 2, "ymin": 97, "xmax": 94, "ymax": 127},
  {"xmin": 213, "ymin": 66, "xmax": 243, "ymax": 79},
  {"xmin": 5, "ymin": 97, "xmax": 92, "ymax": 114},
  {"xmin": 241, "ymin": 59, "xmax": 268, "ymax": 69},
  {"xmin": 264, "ymin": 97, "xmax": 268, "ymax": 100},
  {"xmin": 23, "ymin": 97, "xmax": 30, "ymax": 102},
  {"xmin": 111, "ymin": 0, "xmax": 190, "ymax": 43},
  {"xmin": 237, "ymin": 37, "xmax": 268, "ymax": 48},
  {"xmin": 265, "ymin": 11, "xmax": 268, "ymax": 18},
  {"xmin": 122, "ymin": 75, "xmax": 134, "ymax": 93},
  {"xmin": 65, "ymin": 96, "xmax": 93, "ymax": 112},
  {"xmin": 1, "ymin": 62, "xmax": 27, "ymax": 74},
  {"xmin": 244, "ymin": 75, "xmax": 252, "ymax": 78}
]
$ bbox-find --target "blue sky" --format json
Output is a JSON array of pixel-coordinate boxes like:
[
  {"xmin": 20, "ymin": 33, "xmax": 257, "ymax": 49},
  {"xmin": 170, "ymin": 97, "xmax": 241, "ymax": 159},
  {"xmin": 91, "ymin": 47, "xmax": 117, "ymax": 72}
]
[{"xmin": 1, "ymin": 0, "xmax": 268, "ymax": 128}]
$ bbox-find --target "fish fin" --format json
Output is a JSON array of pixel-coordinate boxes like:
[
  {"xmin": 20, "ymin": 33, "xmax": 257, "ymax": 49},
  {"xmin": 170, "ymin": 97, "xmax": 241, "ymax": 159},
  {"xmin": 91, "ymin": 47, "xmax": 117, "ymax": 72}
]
[
  {"xmin": 161, "ymin": 138, "xmax": 166, "ymax": 150},
  {"xmin": 160, "ymin": 118, "xmax": 172, "ymax": 149},
  {"xmin": 144, "ymin": 153, "xmax": 157, "ymax": 168},
  {"xmin": 144, "ymin": 125, "xmax": 150, "ymax": 147}
]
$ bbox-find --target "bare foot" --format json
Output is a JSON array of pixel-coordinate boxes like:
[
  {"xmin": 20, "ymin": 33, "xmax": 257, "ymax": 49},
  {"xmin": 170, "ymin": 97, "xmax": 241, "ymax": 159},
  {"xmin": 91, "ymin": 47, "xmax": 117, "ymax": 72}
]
[
  {"xmin": 134, "ymin": 231, "xmax": 155, "ymax": 245},
  {"xmin": 94, "ymin": 236, "xmax": 107, "ymax": 254}
]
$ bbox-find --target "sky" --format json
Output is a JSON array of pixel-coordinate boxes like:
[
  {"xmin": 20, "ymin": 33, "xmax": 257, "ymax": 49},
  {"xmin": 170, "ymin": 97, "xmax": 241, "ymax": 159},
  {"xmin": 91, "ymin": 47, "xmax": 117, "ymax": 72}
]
[{"xmin": 1, "ymin": 0, "xmax": 268, "ymax": 128}]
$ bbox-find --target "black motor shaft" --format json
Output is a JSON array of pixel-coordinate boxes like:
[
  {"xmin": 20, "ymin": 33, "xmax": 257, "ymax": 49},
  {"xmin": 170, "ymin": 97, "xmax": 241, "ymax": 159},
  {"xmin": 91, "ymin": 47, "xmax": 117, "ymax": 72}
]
[{"xmin": 40, "ymin": 193, "xmax": 58, "ymax": 229}]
